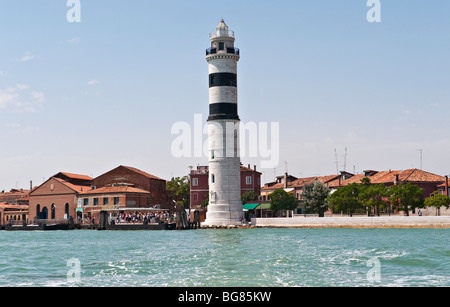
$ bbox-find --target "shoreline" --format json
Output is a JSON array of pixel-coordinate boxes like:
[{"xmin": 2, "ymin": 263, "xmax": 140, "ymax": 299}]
[{"xmin": 247, "ymin": 216, "xmax": 450, "ymax": 229}]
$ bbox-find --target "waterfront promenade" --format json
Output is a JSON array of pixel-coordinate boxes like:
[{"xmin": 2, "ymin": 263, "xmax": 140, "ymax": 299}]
[{"xmin": 251, "ymin": 216, "xmax": 450, "ymax": 228}]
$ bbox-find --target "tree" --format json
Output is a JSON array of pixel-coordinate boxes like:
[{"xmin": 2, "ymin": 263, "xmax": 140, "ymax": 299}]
[
  {"xmin": 301, "ymin": 180, "xmax": 330, "ymax": 217},
  {"xmin": 424, "ymin": 192, "xmax": 450, "ymax": 216},
  {"xmin": 268, "ymin": 189, "xmax": 298, "ymax": 216},
  {"xmin": 388, "ymin": 183, "xmax": 424, "ymax": 216},
  {"xmin": 200, "ymin": 193, "xmax": 209, "ymax": 208},
  {"xmin": 241, "ymin": 191, "xmax": 259, "ymax": 206},
  {"xmin": 166, "ymin": 176, "xmax": 190, "ymax": 209},
  {"xmin": 360, "ymin": 184, "xmax": 388, "ymax": 216},
  {"xmin": 328, "ymin": 183, "xmax": 363, "ymax": 217}
]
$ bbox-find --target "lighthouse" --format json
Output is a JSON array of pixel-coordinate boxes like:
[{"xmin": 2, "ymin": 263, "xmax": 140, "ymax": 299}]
[{"xmin": 203, "ymin": 20, "xmax": 244, "ymax": 226}]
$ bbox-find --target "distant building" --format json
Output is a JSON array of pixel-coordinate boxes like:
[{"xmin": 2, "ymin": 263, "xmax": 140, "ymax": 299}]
[
  {"xmin": 261, "ymin": 168, "xmax": 449, "ymax": 216},
  {"xmin": 29, "ymin": 172, "xmax": 93, "ymax": 220},
  {"xmin": 190, "ymin": 164, "xmax": 262, "ymax": 222},
  {"xmin": 0, "ymin": 188, "xmax": 30, "ymax": 225},
  {"xmin": 93, "ymin": 165, "xmax": 167, "ymax": 207},
  {"xmin": 29, "ymin": 166, "xmax": 168, "ymax": 222}
]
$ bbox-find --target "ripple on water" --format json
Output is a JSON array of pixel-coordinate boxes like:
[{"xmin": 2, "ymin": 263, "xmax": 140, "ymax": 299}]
[{"xmin": 0, "ymin": 228, "xmax": 449, "ymax": 287}]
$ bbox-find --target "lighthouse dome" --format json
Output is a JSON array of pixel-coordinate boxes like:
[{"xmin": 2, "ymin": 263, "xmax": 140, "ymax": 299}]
[{"xmin": 216, "ymin": 19, "xmax": 229, "ymax": 31}]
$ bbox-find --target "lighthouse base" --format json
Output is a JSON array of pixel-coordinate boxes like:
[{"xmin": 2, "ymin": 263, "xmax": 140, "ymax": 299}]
[{"xmin": 202, "ymin": 202, "xmax": 245, "ymax": 227}]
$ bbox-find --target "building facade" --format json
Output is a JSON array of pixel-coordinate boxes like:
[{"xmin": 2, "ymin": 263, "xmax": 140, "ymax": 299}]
[
  {"xmin": 93, "ymin": 165, "xmax": 167, "ymax": 207},
  {"xmin": 29, "ymin": 172, "xmax": 92, "ymax": 220}
]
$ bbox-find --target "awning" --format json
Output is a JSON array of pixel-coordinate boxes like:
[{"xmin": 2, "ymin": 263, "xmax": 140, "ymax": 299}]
[
  {"xmin": 258, "ymin": 203, "xmax": 271, "ymax": 210},
  {"xmin": 243, "ymin": 203, "xmax": 260, "ymax": 210}
]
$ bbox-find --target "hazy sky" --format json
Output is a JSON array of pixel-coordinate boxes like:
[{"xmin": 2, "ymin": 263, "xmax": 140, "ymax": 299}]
[{"xmin": 0, "ymin": 0, "xmax": 449, "ymax": 189}]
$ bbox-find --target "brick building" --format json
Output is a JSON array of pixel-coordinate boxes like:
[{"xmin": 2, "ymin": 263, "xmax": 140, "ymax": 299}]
[
  {"xmin": 0, "ymin": 188, "xmax": 30, "ymax": 225},
  {"xmin": 29, "ymin": 166, "xmax": 168, "ymax": 222},
  {"xmin": 92, "ymin": 166, "xmax": 167, "ymax": 207},
  {"xmin": 190, "ymin": 164, "xmax": 262, "ymax": 221},
  {"xmin": 29, "ymin": 172, "xmax": 93, "ymax": 220}
]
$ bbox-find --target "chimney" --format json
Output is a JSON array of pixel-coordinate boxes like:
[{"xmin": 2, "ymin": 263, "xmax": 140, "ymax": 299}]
[
  {"xmin": 30, "ymin": 180, "xmax": 33, "ymax": 191},
  {"xmin": 394, "ymin": 174, "xmax": 399, "ymax": 185},
  {"xmin": 248, "ymin": 164, "xmax": 251, "ymax": 169},
  {"xmin": 284, "ymin": 173, "xmax": 288, "ymax": 188},
  {"xmin": 253, "ymin": 165, "xmax": 257, "ymax": 171}
]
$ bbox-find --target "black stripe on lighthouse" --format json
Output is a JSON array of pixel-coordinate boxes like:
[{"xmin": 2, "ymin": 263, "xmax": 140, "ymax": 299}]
[
  {"xmin": 208, "ymin": 103, "xmax": 239, "ymax": 121},
  {"xmin": 209, "ymin": 73, "xmax": 237, "ymax": 88}
]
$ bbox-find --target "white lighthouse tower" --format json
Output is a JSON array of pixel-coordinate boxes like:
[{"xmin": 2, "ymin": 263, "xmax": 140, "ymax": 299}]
[{"xmin": 203, "ymin": 20, "xmax": 244, "ymax": 226}]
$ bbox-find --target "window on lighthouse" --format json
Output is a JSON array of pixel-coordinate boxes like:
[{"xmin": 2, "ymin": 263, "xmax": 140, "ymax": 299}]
[
  {"xmin": 219, "ymin": 42, "xmax": 224, "ymax": 51},
  {"xmin": 211, "ymin": 174, "xmax": 215, "ymax": 184}
]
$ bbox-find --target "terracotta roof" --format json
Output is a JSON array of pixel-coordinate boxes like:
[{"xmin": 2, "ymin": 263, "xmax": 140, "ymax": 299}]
[
  {"xmin": 53, "ymin": 177, "xmax": 91, "ymax": 193},
  {"xmin": 0, "ymin": 202, "xmax": 28, "ymax": 210},
  {"xmin": 370, "ymin": 169, "xmax": 445, "ymax": 184},
  {"xmin": 80, "ymin": 186, "xmax": 150, "ymax": 195},
  {"xmin": 240, "ymin": 165, "xmax": 262, "ymax": 174},
  {"xmin": 54, "ymin": 172, "xmax": 93, "ymax": 181},
  {"xmin": 261, "ymin": 182, "xmax": 285, "ymax": 191},
  {"xmin": 263, "ymin": 169, "xmax": 446, "ymax": 191},
  {"xmin": 120, "ymin": 166, "xmax": 165, "ymax": 181},
  {"xmin": 0, "ymin": 190, "xmax": 30, "ymax": 202},
  {"xmin": 340, "ymin": 174, "xmax": 366, "ymax": 186}
]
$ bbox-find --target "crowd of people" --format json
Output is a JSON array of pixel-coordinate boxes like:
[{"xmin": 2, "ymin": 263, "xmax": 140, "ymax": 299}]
[{"xmin": 110, "ymin": 211, "xmax": 176, "ymax": 225}]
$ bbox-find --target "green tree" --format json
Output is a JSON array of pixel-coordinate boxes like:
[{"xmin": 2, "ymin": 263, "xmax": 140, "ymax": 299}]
[
  {"xmin": 301, "ymin": 180, "xmax": 330, "ymax": 217},
  {"xmin": 200, "ymin": 193, "xmax": 209, "ymax": 208},
  {"xmin": 360, "ymin": 184, "xmax": 388, "ymax": 216},
  {"xmin": 424, "ymin": 192, "xmax": 450, "ymax": 216},
  {"xmin": 268, "ymin": 189, "xmax": 298, "ymax": 216},
  {"xmin": 166, "ymin": 176, "xmax": 190, "ymax": 209},
  {"xmin": 388, "ymin": 183, "xmax": 424, "ymax": 216},
  {"xmin": 241, "ymin": 190, "xmax": 259, "ymax": 206},
  {"xmin": 328, "ymin": 183, "xmax": 363, "ymax": 217}
]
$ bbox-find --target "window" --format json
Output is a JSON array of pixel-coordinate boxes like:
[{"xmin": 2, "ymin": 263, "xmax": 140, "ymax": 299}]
[
  {"xmin": 246, "ymin": 176, "xmax": 252, "ymax": 185},
  {"xmin": 211, "ymin": 150, "xmax": 215, "ymax": 160},
  {"xmin": 103, "ymin": 197, "xmax": 109, "ymax": 205},
  {"xmin": 93, "ymin": 198, "xmax": 99, "ymax": 206},
  {"xmin": 219, "ymin": 42, "xmax": 224, "ymax": 50},
  {"xmin": 193, "ymin": 193, "xmax": 198, "ymax": 202},
  {"xmin": 83, "ymin": 198, "xmax": 89, "ymax": 206},
  {"xmin": 114, "ymin": 197, "xmax": 120, "ymax": 205},
  {"xmin": 211, "ymin": 174, "xmax": 215, "ymax": 184},
  {"xmin": 192, "ymin": 178, "xmax": 198, "ymax": 187}
]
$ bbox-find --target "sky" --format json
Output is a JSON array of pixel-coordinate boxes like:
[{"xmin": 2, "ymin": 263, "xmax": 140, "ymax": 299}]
[{"xmin": 0, "ymin": 0, "xmax": 449, "ymax": 190}]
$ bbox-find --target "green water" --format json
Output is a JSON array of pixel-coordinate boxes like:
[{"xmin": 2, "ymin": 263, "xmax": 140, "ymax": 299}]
[{"xmin": 0, "ymin": 228, "xmax": 449, "ymax": 287}]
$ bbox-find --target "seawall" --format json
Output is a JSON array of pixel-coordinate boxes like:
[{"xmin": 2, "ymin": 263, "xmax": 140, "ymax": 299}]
[{"xmin": 251, "ymin": 216, "xmax": 450, "ymax": 228}]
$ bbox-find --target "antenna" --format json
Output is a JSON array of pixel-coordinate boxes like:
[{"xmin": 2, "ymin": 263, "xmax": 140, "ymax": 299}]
[
  {"xmin": 283, "ymin": 161, "xmax": 288, "ymax": 174},
  {"xmin": 341, "ymin": 147, "xmax": 348, "ymax": 173},
  {"xmin": 417, "ymin": 149, "xmax": 423, "ymax": 170},
  {"xmin": 334, "ymin": 149, "xmax": 339, "ymax": 175}
]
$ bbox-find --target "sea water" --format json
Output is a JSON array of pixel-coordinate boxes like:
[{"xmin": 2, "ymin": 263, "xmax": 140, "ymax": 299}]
[{"xmin": 0, "ymin": 228, "xmax": 448, "ymax": 287}]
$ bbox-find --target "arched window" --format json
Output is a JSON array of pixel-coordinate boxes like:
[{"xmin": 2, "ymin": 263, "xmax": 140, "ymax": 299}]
[
  {"xmin": 36, "ymin": 204, "xmax": 41, "ymax": 219},
  {"xmin": 65, "ymin": 203, "xmax": 70, "ymax": 219},
  {"xmin": 51, "ymin": 204, "xmax": 56, "ymax": 219}
]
